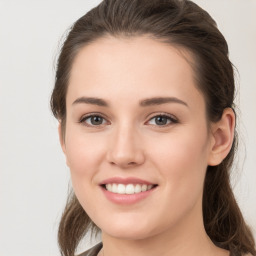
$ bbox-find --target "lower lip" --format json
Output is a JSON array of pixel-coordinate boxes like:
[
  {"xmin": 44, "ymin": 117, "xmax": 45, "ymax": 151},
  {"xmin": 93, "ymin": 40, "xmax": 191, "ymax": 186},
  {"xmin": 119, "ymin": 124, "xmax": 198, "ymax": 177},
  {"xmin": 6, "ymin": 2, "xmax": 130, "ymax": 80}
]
[{"xmin": 100, "ymin": 186, "xmax": 157, "ymax": 205}]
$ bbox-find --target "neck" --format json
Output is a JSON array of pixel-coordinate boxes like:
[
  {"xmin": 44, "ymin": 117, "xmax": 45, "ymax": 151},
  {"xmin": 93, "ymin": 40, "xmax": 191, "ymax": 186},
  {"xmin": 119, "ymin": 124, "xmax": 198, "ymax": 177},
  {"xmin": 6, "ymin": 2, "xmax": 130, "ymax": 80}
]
[{"xmin": 100, "ymin": 202, "xmax": 229, "ymax": 256}]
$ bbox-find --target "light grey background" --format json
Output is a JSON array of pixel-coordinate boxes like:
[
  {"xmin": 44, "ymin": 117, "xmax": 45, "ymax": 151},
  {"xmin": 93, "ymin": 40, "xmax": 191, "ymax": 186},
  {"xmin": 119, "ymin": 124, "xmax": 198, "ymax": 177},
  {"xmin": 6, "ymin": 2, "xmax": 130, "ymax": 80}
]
[{"xmin": 0, "ymin": 1, "xmax": 255, "ymax": 255}]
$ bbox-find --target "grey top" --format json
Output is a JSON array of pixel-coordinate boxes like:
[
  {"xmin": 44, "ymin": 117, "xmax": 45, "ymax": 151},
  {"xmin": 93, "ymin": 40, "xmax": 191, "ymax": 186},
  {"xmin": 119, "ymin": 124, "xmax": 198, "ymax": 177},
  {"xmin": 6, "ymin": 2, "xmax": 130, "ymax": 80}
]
[
  {"xmin": 77, "ymin": 243, "xmax": 103, "ymax": 256},
  {"xmin": 77, "ymin": 243, "xmax": 241, "ymax": 256}
]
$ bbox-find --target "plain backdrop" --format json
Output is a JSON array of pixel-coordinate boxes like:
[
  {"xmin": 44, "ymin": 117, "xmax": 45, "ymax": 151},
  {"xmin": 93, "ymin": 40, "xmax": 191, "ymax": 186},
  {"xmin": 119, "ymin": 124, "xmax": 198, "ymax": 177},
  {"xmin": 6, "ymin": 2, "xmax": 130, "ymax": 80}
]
[{"xmin": 0, "ymin": 1, "xmax": 255, "ymax": 255}]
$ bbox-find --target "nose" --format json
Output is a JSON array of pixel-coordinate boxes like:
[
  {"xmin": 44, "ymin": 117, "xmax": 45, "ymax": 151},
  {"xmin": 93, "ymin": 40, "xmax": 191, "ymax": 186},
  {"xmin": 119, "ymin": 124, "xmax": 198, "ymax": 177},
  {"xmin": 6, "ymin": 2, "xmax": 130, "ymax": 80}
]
[{"xmin": 106, "ymin": 124, "xmax": 145, "ymax": 168}]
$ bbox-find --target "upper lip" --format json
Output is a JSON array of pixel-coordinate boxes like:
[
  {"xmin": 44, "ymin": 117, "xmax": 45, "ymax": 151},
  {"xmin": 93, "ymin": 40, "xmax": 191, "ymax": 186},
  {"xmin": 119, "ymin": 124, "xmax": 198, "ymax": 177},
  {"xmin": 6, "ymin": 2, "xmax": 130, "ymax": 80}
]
[{"xmin": 100, "ymin": 177, "xmax": 156, "ymax": 185}]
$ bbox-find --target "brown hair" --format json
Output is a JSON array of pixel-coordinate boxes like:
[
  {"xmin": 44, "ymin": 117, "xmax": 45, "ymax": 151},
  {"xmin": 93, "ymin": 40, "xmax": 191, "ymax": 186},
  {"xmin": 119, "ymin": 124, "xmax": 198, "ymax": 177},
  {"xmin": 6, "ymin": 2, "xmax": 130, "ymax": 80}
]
[{"xmin": 50, "ymin": 0, "xmax": 256, "ymax": 256}]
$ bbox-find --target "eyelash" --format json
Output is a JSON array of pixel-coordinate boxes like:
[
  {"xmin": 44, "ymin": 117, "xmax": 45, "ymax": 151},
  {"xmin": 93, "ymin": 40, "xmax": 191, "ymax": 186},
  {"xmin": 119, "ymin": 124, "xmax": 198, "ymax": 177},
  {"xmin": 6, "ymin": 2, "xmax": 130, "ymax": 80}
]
[
  {"xmin": 146, "ymin": 113, "xmax": 178, "ymax": 127},
  {"xmin": 79, "ymin": 112, "xmax": 109, "ymax": 128},
  {"xmin": 79, "ymin": 113, "xmax": 178, "ymax": 128}
]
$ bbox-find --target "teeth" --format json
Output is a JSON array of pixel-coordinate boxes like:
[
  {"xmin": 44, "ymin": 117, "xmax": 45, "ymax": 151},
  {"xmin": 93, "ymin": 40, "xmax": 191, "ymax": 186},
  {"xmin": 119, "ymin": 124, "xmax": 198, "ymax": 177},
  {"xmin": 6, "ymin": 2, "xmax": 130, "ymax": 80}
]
[
  {"xmin": 125, "ymin": 184, "xmax": 134, "ymax": 194},
  {"xmin": 134, "ymin": 184, "xmax": 142, "ymax": 193},
  {"xmin": 112, "ymin": 183, "xmax": 118, "ymax": 193},
  {"xmin": 141, "ymin": 184, "xmax": 147, "ymax": 192},
  {"xmin": 147, "ymin": 184, "xmax": 153, "ymax": 190},
  {"xmin": 104, "ymin": 183, "xmax": 155, "ymax": 194},
  {"xmin": 117, "ymin": 184, "xmax": 125, "ymax": 194}
]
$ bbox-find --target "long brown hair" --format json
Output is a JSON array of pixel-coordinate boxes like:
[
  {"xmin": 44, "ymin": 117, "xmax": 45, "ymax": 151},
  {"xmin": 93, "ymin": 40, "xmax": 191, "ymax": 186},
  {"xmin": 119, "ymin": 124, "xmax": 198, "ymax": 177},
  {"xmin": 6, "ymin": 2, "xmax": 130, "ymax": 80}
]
[{"xmin": 50, "ymin": 0, "xmax": 256, "ymax": 255}]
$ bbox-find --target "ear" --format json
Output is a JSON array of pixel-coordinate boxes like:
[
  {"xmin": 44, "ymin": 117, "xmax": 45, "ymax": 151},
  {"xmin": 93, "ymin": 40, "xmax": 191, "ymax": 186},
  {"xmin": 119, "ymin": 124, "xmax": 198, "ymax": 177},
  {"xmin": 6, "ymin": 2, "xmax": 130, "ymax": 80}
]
[
  {"xmin": 208, "ymin": 108, "xmax": 235, "ymax": 166},
  {"xmin": 58, "ymin": 122, "xmax": 69, "ymax": 167}
]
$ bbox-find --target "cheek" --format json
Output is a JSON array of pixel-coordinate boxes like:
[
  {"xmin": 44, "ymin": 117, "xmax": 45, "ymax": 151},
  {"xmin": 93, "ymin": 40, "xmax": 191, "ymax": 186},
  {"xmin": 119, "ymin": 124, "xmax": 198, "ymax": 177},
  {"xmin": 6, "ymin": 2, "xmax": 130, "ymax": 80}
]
[
  {"xmin": 143, "ymin": 130, "xmax": 210, "ymax": 230},
  {"xmin": 64, "ymin": 130, "xmax": 107, "ymax": 212},
  {"xmin": 64, "ymin": 127, "xmax": 107, "ymax": 179},
  {"xmin": 149, "ymin": 127, "xmax": 210, "ymax": 196}
]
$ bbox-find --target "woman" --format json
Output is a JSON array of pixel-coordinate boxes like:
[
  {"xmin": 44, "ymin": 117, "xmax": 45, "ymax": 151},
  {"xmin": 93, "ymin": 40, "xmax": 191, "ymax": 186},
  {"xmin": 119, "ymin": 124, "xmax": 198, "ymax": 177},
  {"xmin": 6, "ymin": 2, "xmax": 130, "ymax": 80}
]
[{"xmin": 50, "ymin": 0, "xmax": 256, "ymax": 256}]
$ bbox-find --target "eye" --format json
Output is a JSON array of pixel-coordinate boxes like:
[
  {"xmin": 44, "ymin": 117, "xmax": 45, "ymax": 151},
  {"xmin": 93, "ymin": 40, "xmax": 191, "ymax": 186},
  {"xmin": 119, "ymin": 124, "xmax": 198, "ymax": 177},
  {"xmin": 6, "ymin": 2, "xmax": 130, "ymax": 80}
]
[
  {"xmin": 80, "ymin": 114, "xmax": 108, "ymax": 127},
  {"xmin": 147, "ymin": 114, "xmax": 178, "ymax": 126}
]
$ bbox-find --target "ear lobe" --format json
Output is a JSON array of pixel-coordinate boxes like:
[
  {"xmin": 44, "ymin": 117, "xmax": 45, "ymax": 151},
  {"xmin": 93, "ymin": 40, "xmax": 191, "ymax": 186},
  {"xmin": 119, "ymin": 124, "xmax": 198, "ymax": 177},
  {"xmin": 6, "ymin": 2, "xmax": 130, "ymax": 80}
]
[{"xmin": 208, "ymin": 108, "xmax": 235, "ymax": 166}]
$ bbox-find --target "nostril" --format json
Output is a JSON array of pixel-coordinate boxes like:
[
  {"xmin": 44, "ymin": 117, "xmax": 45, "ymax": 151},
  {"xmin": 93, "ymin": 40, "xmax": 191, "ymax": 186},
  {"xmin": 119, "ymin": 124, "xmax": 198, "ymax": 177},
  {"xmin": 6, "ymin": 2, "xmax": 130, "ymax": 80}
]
[{"xmin": 128, "ymin": 162, "xmax": 136, "ymax": 165}]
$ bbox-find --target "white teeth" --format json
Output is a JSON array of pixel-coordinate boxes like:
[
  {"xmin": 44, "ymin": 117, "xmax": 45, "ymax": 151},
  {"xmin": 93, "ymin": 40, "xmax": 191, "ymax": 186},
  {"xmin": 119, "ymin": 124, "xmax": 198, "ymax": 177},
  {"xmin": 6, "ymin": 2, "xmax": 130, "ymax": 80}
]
[
  {"xmin": 126, "ymin": 184, "xmax": 135, "ymax": 194},
  {"xmin": 112, "ymin": 183, "xmax": 118, "ymax": 193},
  {"xmin": 134, "ymin": 184, "xmax": 142, "ymax": 193},
  {"xmin": 106, "ymin": 184, "xmax": 112, "ymax": 191},
  {"xmin": 147, "ymin": 184, "xmax": 153, "ymax": 190},
  {"xmin": 117, "ymin": 184, "xmax": 126, "ymax": 194},
  {"xmin": 141, "ymin": 184, "xmax": 147, "ymax": 192},
  {"xmin": 105, "ymin": 183, "xmax": 155, "ymax": 194}
]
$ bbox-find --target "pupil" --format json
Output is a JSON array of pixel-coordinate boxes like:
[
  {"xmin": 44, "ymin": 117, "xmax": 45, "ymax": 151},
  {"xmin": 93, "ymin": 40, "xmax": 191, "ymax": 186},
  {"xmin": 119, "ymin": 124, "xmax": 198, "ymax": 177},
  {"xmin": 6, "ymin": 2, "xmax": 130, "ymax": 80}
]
[
  {"xmin": 92, "ymin": 116, "xmax": 103, "ymax": 125},
  {"xmin": 156, "ymin": 116, "xmax": 167, "ymax": 125}
]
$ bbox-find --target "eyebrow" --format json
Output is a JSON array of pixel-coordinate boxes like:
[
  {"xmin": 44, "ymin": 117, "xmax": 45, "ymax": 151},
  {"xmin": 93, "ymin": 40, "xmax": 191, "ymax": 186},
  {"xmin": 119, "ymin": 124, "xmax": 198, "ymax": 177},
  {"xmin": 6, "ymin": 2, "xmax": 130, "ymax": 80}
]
[
  {"xmin": 72, "ymin": 96, "xmax": 188, "ymax": 107},
  {"xmin": 72, "ymin": 97, "xmax": 109, "ymax": 107},
  {"xmin": 139, "ymin": 97, "xmax": 188, "ymax": 107}
]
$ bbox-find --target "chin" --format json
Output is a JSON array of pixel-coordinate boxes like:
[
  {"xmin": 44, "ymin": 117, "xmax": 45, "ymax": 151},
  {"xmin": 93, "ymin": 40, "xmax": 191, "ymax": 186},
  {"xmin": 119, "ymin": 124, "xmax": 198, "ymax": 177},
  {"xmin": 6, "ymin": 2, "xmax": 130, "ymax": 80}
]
[
  {"xmin": 99, "ymin": 218, "xmax": 163, "ymax": 241},
  {"xmin": 104, "ymin": 227, "xmax": 153, "ymax": 240}
]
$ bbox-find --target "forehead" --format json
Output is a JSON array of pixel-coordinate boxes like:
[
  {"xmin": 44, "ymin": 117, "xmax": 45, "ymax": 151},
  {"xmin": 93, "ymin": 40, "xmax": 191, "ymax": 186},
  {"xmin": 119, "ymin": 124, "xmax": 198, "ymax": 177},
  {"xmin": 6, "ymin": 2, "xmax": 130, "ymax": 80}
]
[{"xmin": 67, "ymin": 35, "xmax": 204, "ymax": 110}]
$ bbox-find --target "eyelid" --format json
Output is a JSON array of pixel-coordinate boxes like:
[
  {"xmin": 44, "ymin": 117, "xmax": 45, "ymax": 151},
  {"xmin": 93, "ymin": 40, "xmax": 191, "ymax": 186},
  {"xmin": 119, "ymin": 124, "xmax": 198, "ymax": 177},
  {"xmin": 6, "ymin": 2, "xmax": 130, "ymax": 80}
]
[
  {"xmin": 145, "ymin": 112, "xmax": 178, "ymax": 126},
  {"xmin": 79, "ymin": 112, "xmax": 110, "ymax": 127},
  {"xmin": 78, "ymin": 112, "xmax": 178, "ymax": 127}
]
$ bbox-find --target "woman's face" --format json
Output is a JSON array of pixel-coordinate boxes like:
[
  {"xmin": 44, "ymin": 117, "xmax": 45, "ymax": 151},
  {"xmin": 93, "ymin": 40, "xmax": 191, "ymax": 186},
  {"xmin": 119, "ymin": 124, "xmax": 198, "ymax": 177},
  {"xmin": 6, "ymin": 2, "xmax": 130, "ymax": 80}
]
[{"xmin": 61, "ymin": 36, "xmax": 216, "ymax": 240}]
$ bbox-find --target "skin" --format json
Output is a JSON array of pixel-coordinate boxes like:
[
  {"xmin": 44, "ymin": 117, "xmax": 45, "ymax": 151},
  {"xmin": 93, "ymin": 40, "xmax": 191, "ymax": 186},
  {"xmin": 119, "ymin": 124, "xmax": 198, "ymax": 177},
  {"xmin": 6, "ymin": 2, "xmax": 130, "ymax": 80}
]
[{"xmin": 59, "ymin": 36, "xmax": 235, "ymax": 256}]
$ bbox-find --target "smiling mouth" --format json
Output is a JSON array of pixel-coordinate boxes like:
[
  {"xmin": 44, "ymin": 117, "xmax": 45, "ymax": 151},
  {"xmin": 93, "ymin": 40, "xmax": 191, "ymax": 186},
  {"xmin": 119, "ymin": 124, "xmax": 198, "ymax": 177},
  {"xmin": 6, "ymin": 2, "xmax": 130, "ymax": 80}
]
[{"xmin": 101, "ymin": 183, "xmax": 158, "ymax": 194}]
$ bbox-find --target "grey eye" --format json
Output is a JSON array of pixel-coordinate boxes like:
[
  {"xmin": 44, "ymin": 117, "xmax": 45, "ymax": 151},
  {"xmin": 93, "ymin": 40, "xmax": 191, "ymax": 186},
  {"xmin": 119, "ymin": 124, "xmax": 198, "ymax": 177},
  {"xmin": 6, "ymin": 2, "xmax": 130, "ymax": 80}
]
[
  {"xmin": 154, "ymin": 116, "xmax": 169, "ymax": 125},
  {"xmin": 148, "ymin": 115, "xmax": 177, "ymax": 126},
  {"xmin": 82, "ymin": 115, "xmax": 107, "ymax": 126}
]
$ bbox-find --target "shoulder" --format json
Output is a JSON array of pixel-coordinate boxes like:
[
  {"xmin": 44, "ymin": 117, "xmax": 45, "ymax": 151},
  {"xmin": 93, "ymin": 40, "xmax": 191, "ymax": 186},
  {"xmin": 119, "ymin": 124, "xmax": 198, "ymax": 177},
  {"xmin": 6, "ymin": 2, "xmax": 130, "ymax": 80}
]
[
  {"xmin": 234, "ymin": 253, "xmax": 254, "ymax": 256},
  {"xmin": 77, "ymin": 243, "xmax": 103, "ymax": 256}
]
